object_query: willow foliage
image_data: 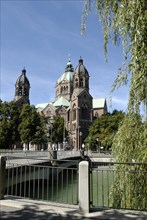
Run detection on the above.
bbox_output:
[82,0,147,115]
[82,0,147,210]
[82,0,147,155]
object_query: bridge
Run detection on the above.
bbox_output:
[0,150,112,168]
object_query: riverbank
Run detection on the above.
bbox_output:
[1,196,147,219]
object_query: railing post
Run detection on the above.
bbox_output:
[0,156,6,199]
[79,161,90,213]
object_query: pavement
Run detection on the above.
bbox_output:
[0,196,147,220]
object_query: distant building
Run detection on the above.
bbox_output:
[35,57,107,150]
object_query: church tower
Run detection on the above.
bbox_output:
[70,57,93,150]
[14,68,30,107]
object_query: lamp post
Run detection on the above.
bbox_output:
[79,131,82,150]
[50,116,54,149]
[47,116,54,150]
[96,138,100,153]
[77,126,80,150]
[88,136,91,153]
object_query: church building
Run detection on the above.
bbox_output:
[14,57,107,150]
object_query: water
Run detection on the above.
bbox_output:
[7,165,79,205]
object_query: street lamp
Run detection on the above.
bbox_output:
[96,138,100,153]
[47,116,54,150]
[88,136,91,152]
[79,131,82,150]
[50,116,54,149]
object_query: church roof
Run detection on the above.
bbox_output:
[53,96,70,107]
[57,58,74,84]
[93,98,106,108]
[57,71,74,84]
[74,57,89,77]
[16,68,30,87]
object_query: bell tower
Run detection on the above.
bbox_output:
[70,57,93,150]
[73,57,89,91]
[14,68,30,106]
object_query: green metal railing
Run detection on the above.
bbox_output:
[90,162,147,211]
[6,159,79,205]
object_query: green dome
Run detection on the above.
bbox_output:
[57,58,74,84]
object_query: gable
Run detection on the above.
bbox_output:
[42,103,56,117]
[78,89,93,100]
[56,105,67,115]
[71,88,92,101]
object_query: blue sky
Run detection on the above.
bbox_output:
[1,0,129,112]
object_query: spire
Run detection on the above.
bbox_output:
[79,56,83,65]
[68,53,71,61]
[65,55,74,72]
[22,67,26,75]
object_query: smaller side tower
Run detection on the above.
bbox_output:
[14,68,30,106]
[73,57,89,91]
[70,57,93,150]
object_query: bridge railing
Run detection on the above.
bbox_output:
[90,161,147,211]
[4,157,79,205]
[1,156,146,213]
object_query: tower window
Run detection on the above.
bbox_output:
[24,88,27,95]
[81,104,89,119]
[66,86,68,92]
[18,87,22,95]
[75,78,78,88]
[80,78,83,87]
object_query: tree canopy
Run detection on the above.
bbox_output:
[82,0,147,116]
[0,101,20,149]
[86,110,125,150]
[18,104,46,149]
[0,101,46,149]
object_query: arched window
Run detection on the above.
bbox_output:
[61,87,63,93]
[63,86,66,93]
[24,88,27,95]
[81,104,89,119]
[79,77,83,87]
[18,87,22,95]
[75,78,78,88]
[66,86,68,92]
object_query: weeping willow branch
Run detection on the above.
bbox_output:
[82,0,147,118]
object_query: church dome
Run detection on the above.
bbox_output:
[16,68,30,87]
[57,58,74,84]
[74,57,89,77]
